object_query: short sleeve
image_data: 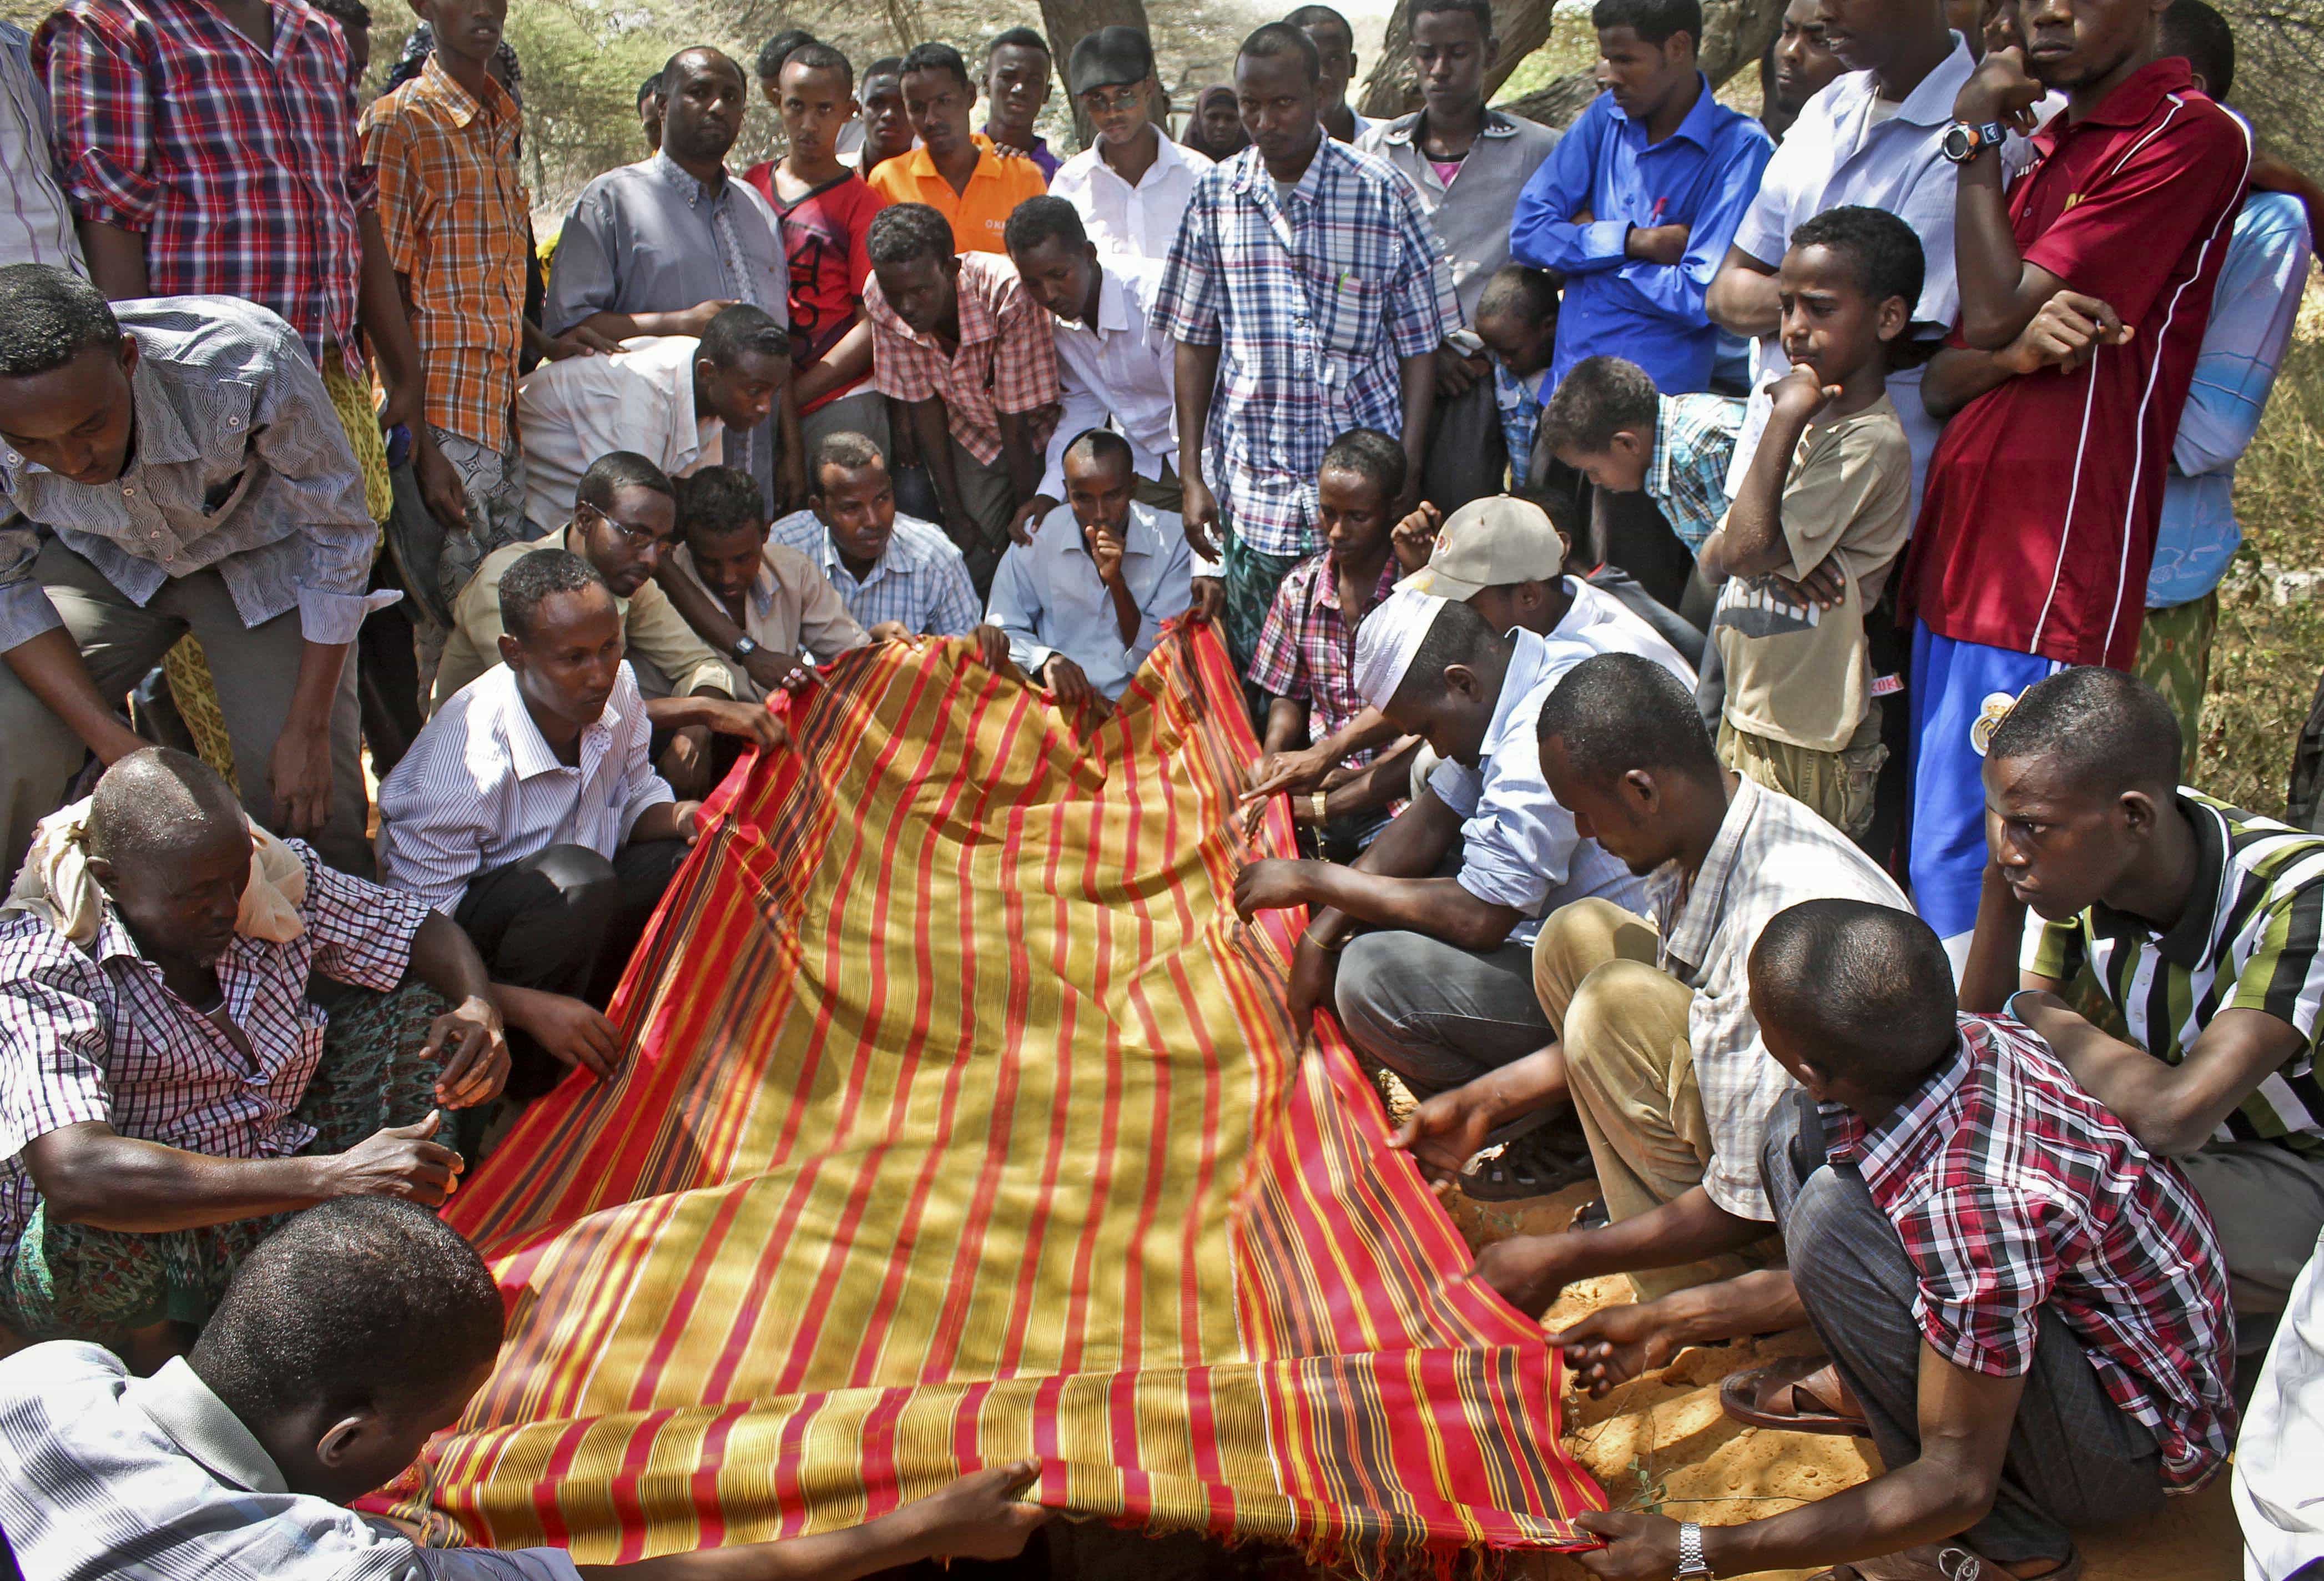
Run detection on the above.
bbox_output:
[990,276,1060,414]
[2023,912,2085,982]
[1153,180,1223,346]
[541,185,620,334]
[2223,885,2324,1047]
[1428,756,1484,819]
[1728,118,1803,268]
[866,284,936,403]
[2020,104,2250,326]
[294,842,430,991]
[1775,416,1910,582]
[1245,571,1311,700]
[1893,1185,2054,1378]
[0,955,115,1159]
[360,104,430,278]
[35,6,162,233]
[1454,731,1572,917]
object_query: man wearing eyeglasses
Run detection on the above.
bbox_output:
[1048,28,1213,263]
[427,452,778,802]
[513,304,794,541]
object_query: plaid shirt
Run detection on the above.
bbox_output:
[0,843,431,1261]
[1826,1014,2237,1491]
[35,0,376,378]
[768,508,982,637]
[1493,361,1550,485]
[1153,138,1455,556]
[1248,548,1402,758]
[865,251,1057,467]
[1648,391,1745,550]
[361,56,530,452]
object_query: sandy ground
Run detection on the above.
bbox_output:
[1442,1185,2244,1581]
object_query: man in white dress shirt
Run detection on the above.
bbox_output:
[1048,28,1212,263]
[1004,197,1200,552]
[513,304,790,536]
[380,548,762,1096]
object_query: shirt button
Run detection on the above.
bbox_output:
[149,530,162,540]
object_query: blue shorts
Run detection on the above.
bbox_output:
[1907,623,2065,958]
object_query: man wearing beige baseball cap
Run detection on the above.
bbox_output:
[1232,562,1694,1199]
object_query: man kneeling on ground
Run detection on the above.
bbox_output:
[1404,651,1904,1290]
[0,1199,1051,1580]
[1232,590,1693,1197]
[1963,666,2324,1356]
[0,749,508,1355]
[381,550,764,1099]
[1554,900,2235,1581]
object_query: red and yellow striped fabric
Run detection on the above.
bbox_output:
[375,625,1602,1564]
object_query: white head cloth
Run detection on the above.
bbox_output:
[1352,587,1448,710]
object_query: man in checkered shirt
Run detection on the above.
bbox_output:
[1536,901,2235,1581]
[1155,21,1455,669]
[0,748,510,1351]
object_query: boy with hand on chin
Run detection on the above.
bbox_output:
[1699,205,1917,841]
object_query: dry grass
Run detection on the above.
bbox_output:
[2195,289,2324,815]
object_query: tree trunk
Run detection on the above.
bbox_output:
[1355,0,1786,128]
[1036,0,1171,152]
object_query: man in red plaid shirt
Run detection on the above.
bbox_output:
[1527,900,2234,1581]
[35,0,459,530]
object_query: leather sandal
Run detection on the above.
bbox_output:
[1809,1542,2081,1581]
[1720,1355,1871,1437]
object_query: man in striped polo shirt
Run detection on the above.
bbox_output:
[1962,666,2324,1350]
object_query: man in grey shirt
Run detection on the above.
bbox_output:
[0,268,385,878]
[545,46,801,517]
[1358,0,1557,512]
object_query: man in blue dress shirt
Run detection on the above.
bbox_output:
[1509,0,1773,397]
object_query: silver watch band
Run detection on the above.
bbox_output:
[1675,1520,1715,1578]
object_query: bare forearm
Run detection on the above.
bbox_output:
[1313,708,1402,766]
[1954,156,2041,348]
[1958,864,2029,1013]
[407,911,496,1010]
[655,562,750,657]
[1322,738,1421,820]
[1396,353,1436,495]
[1921,345,2023,421]
[1707,1454,1999,1578]
[577,310,703,340]
[1707,411,1806,577]
[1706,254,1780,338]
[1554,1186,1766,1282]
[575,1505,942,1581]
[77,218,149,299]
[359,214,425,395]
[288,639,351,735]
[29,1132,333,1232]
[3,626,149,762]
[996,414,1043,503]
[1261,699,1306,755]
[1299,866,1516,950]
[1173,343,1221,482]
[912,401,966,517]
[795,319,875,407]
[1639,1267,1806,1350]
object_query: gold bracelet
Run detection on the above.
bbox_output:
[1302,928,1344,954]
[1309,790,1329,824]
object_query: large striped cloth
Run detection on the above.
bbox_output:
[371,624,1600,1563]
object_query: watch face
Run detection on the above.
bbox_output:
[1942,124,1972,159]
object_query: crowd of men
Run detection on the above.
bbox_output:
[0,0,2322,1574]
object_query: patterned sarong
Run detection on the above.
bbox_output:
[372,625,1600,1564]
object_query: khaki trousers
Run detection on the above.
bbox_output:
[1533,898,1779,1300]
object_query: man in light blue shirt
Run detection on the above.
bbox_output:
[1705,0,1973,511]
[2138,1,2313,741]
[1509,0,1773,395]
[986,429,1212,712]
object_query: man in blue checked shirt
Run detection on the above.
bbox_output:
[1156,21,1456,669]
[1509,0,1773,397]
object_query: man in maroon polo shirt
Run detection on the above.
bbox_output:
[1898,0,2248,963]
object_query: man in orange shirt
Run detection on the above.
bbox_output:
[867,41,1047,255]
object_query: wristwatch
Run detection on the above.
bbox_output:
[1940,119,2009,163]
[731,635,759,659]
[1674,1521,1716,1579]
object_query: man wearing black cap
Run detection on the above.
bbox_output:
[1052,27,1216,262]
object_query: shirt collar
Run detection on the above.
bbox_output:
[2078,54,2199,130]
[2088,792,2226,968]
[1379,107,1521,147]
[675,541,777,616]
[1480,629,1552,751]
[1228,134,1340,202]
[1092,265,1131,335]
[1609,74,1723,150]
[1658,772,1765,971]
[1893,35,1976,126]
[412,51,511,128]
[492,656,618,779]
[1842,1029,1975,1196]
[649,148,732,208]
[1102,132,1193,187]
[122,1358,289,1496]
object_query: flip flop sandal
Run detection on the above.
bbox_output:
[1720,1355,1872,1437]
[1455,1135,1597,1202]
[1811,1542,2082,1581]
[1570,1197,1609,1231]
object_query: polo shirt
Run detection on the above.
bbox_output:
[1722,38,1980,510]
[2026,791,2324,1157]
[1508,80,1774,392]
[1903,58,2250,668]
[866,141,1048,255]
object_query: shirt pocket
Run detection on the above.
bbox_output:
[1297,262,1388,361]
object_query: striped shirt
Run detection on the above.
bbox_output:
[0,296,387,653]
[768,508,982,637]
[1649,391,1745,551]
[2026,792,2324,1156]
[0,844,430,1260]
[1827,1014,2237,1491]
[0,1345,580,1581]
[0,21,83,273]
[1153,137,1455,556]
[379,662,675,915]
[360,55,531,454]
